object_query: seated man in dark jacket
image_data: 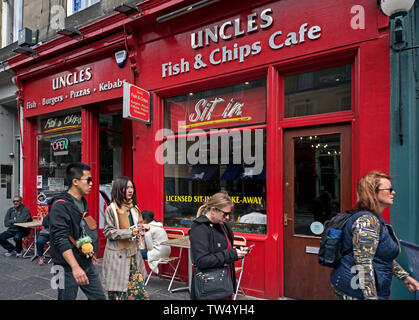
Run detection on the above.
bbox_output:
[0,196,32,257]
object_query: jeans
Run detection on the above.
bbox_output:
[141,249,148,260]
[56,263,106,300]
[0,229,28,253]
[36,235,49,257]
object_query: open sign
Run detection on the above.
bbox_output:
[51,137,69,155]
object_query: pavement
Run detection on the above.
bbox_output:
[0,250,263,301]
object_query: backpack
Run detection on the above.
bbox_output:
[52,199,99,257]
[318,211,353,267]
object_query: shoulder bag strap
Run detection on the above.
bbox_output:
[52,199,82,248]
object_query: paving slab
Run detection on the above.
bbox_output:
[0,251,262,301]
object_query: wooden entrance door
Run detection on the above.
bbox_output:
[283,124,351,300]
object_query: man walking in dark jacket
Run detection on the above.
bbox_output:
[49,162,105,300]
[0,196,32,257]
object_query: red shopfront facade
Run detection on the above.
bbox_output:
[9,0,391,300]
[9,24,136,256]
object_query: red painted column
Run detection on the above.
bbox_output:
[122,118,133,178]
[354,36,391,221]
[265,66,282,299]
[81,107,99,221]
[132,93,164,219]
[22,117,37,217]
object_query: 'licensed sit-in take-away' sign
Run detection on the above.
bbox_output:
[123,82,152,124]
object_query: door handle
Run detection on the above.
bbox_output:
[284,182,292,227]
[284,213,293,226]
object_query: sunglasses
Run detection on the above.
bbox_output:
[13,200,21,203]
[78,177,93,184]
[215,208,232,216]
[377,188,395,193]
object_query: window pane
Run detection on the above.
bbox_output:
[284,65,351,118]
[164,79,266,133]
[37,131,81,203]
[74,0,82,12]
[68,0,100,15]
[164,129,266,234]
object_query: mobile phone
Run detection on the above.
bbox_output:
[247,244,255,253]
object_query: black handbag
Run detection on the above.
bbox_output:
[193,265,234,300]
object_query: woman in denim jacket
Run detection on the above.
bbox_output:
[331,171,419,299]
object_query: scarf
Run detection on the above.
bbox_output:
[115,200,137,251]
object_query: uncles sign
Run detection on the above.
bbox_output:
[23,55,131,118]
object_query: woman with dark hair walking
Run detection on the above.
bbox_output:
[102,176,149,300]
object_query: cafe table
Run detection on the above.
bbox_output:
[161,235,192,293]
[14,219,43,261]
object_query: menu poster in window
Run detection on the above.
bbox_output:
[48,177,65,192]
[37,175,43,189]
[37,191,47,204]
[169,85,265,133]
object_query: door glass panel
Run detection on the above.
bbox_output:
[293,134,341,236]
[99,113,122,228]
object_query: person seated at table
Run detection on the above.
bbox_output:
[141,210,171,274]
[238,203,267,224]
[0,196,32,257]
[36,213,50,265]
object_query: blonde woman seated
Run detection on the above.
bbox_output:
[102,176,149,300]
[141,210,171,274]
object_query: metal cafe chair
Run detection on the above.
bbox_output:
[42,242,52,264]
[399,240,419,300]
[22,233,35,258]
[22,216,42,258]
[233,235,247,300]
[144,228,185,291]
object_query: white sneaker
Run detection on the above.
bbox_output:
[4,251,16,257]
[15,252,23,257]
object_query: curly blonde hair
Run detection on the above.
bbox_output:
[351,171,391,214]
[196,191,234,217]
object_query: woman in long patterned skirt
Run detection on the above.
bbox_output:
[102,176,150,300]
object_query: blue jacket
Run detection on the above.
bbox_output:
[330,211,400,299]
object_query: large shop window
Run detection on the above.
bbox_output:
[284,64,351,118]
[37,112,82,205]
[163,79,267,234]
